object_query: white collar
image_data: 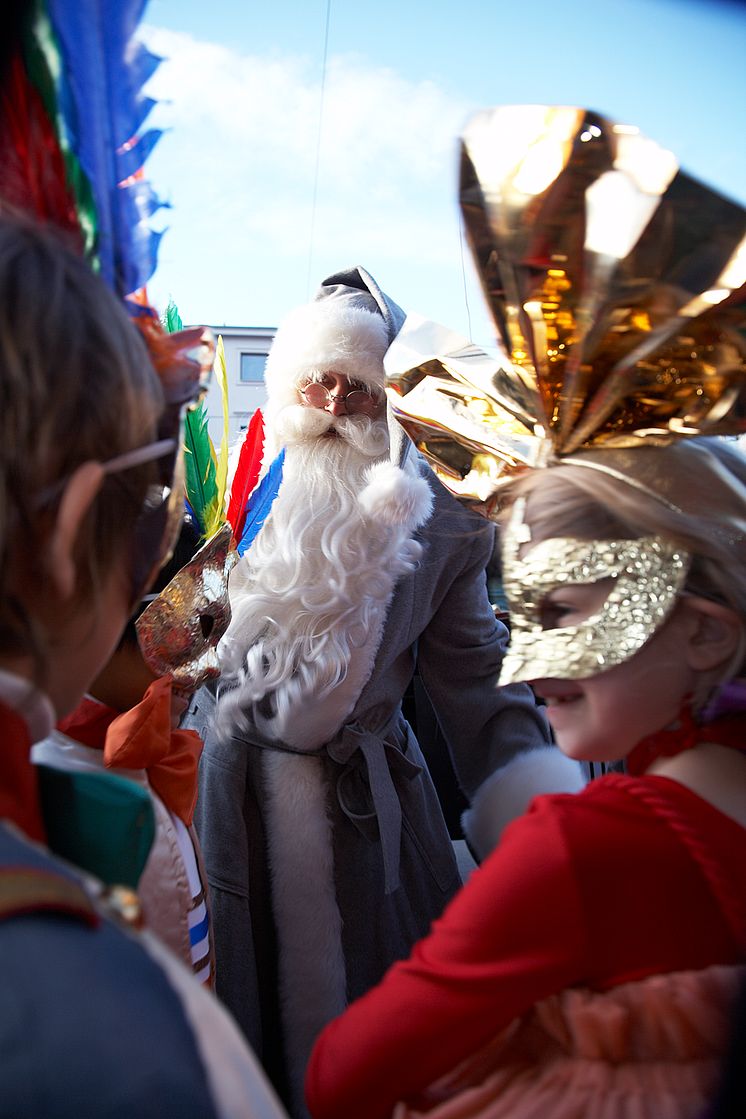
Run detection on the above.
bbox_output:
[0,669,55,743]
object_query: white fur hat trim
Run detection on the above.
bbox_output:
[264,300,389,418]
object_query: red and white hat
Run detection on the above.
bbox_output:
[263,265,406,422]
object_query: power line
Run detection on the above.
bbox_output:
[458,215,473,342]
[306,0,332,298]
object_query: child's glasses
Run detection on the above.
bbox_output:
[102,319,216,607]
[101,438,185,609]
[38,323,215,609]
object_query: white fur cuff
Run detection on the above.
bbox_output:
[462,748,587,862]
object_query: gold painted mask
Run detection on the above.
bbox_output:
[499,505,690,684]
[136,522,238,693]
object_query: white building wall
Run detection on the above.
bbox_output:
[199,325,275,451]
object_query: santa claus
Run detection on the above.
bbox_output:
[187,267,583,1118]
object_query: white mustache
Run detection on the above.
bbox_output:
[273,404,389,456]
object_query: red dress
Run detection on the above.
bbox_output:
[306,766,746,1119]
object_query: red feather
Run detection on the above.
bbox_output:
[0,52,83,246]
[226,408,266,542]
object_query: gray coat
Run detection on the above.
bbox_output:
[187,433,556,1116]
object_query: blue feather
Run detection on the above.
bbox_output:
[46,0,166,296]
[237,451,285,557]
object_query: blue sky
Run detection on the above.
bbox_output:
[142,0,746,348]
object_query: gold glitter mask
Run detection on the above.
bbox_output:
[136,523,238,693]
[500,512,690,684]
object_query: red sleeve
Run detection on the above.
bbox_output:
[305,795,588,1119]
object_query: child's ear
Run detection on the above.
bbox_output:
[680,595,743,674]
[47,462,105,601]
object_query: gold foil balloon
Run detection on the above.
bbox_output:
[386,106,746,509]
[385,315,537,508]
[460,105,746,453]
[136,522,238,693]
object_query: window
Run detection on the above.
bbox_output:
[240,352,267,383]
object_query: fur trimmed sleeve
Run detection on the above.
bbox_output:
[462,747,586,861]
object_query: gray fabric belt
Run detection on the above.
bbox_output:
[230,712,423,896]
[328,718,422,896]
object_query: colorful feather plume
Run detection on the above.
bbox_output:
[226,407,266,543]
[225,407,285,554]
[0,0,219,435]
[0,0,165,299]
[163,299,228,541]
[183,401,221,539]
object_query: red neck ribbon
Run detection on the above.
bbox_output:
[627,704,746,777]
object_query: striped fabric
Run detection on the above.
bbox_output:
[172,812,213,985]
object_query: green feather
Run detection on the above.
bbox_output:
[163,298,183,334]
[163,299,224,538]
[183,400,219,537]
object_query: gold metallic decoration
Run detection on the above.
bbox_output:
[460,105,746,456]
[386,107,745,685]
[500,501,690,684]
[386,107,746,510]
[385,315,537,509]
[136,522,238,693]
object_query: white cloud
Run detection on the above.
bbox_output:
[138,25,494,342]
[142,28,465,175]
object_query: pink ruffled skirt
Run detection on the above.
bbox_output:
[393,965,744,1119]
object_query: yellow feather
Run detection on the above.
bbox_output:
[214,335,230,523]
[200,336,231,540]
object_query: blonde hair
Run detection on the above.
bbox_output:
[500,438,746,679]
[0,218,164,666]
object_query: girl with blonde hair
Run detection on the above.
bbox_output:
[306,435,746,1119]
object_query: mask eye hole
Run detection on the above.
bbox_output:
[539,578,616,631]
[539,601,570,630]
[199,614,215,641]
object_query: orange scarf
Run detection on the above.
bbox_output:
[58,677,203,826]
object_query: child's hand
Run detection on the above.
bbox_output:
[170,686,191,729]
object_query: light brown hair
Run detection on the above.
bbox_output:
[499,437,746,676]
[0,217,164,668]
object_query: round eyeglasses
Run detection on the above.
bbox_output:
[300,382,380,415]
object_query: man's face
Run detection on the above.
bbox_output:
[299,371,384,419]
[273,370,389,457]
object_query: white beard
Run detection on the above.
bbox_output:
[217,403,433,747]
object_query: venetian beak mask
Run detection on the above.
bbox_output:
[135,315,241,695]
[384,106,746,680]
[136,522,238,693]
